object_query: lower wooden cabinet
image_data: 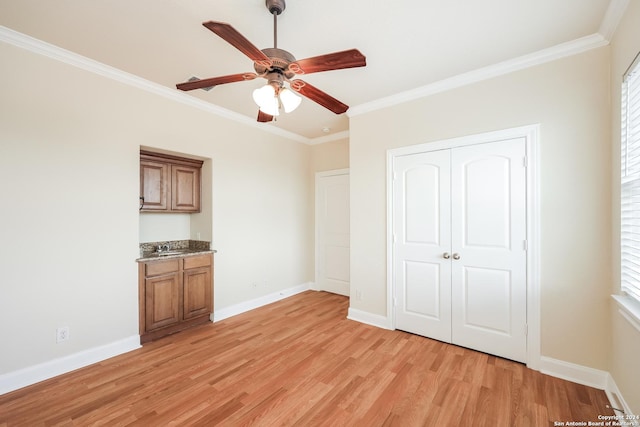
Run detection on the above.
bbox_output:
[138,253,213,343]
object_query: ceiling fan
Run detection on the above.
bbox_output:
[176,0,366,123]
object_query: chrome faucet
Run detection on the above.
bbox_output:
[157,244,170,253]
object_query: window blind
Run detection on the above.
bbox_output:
[621,52,640,302]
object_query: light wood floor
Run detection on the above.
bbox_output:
[1,291,613,426]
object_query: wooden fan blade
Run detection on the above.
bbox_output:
[202,21,272,68]
[290,80,348,114]
[176,73,257,91]
[257,110,274,122]
[288,49,366,75]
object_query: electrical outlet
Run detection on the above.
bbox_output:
[56,326,69,343]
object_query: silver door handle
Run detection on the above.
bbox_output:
[443,252,450,259]
[452,253,461,260]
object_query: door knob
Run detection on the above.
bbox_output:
[453,253,461,260]
[443,252,450,259]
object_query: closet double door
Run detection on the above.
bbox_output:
[393,138,527,362]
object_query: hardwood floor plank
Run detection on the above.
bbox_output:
[387,364,441,425]
[0,291,614,426]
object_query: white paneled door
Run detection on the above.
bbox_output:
[393,149,452,342]
[393,138,527,363]
[316,170,350,296]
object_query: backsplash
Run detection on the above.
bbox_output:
[139,239,211,256]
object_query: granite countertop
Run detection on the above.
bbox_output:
[136,239,216,262]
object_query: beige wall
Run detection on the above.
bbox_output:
[610,0,640,414]
[0,41,313,374]
[139,213,191,242]
[349,46,612,371]
[311,138,349,172]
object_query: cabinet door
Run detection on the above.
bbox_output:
[140,160,168,211]
[171,165,200,212]
[183,267,212,320]
[145,272,181,330]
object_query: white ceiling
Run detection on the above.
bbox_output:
[0,0,616,141]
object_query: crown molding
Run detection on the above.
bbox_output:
[308,130,350,145]
[0,26,311,145]
[599,0,630,41]
[348,33,608,118]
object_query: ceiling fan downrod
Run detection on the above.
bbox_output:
[266,0,285,49]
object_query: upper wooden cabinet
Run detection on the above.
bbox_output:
[140,151,203,213]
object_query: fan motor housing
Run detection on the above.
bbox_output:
[255,48,296,78]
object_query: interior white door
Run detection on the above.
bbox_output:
[316,171,350,296]
[393,138,527,363]
[393,150,452,342]
[450,139,527,362]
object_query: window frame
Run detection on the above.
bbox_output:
[620,50,640,305]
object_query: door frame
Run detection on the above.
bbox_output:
[386,124,541,369]
[314,168,350,294]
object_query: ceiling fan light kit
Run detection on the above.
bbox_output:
[176,0,366,123]
[252,84,279,116]
[279,88,302,113]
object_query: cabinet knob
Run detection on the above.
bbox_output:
[452,253,461,260]
[443,252,450,259]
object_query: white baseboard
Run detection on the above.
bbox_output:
[540,356,609,390]
[0,335,140,396]
[212,282,312,322]
[347,307,393,330]
[539,359,639,420]
[539,356,609,389]
[538,357,639,422]
[606,374,640,425]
